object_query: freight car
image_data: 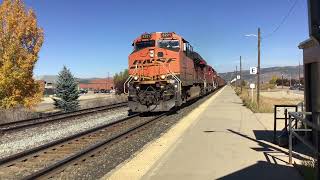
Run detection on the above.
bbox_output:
[216,75,226,88]
[125,32,223,113]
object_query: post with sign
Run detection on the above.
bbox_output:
[250,67,257,103]
[236,66,238,89]
[240,56,242,93]
[250,67,257,75]
[250,83,255,103]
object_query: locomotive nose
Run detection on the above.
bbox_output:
[139,48,151,57]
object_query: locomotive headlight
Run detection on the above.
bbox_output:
[160,75,166,80]
[134,76,139,81]
[174,84,178,88]
[149,50,154,58]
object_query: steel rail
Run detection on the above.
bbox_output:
[23,88,222,179]
[0,86,223,179]
[0,112,138,166]
[23,112,167,180]
[0,102,128,132]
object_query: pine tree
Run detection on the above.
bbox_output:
[53,66,79,112]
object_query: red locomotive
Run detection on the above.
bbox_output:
[125,32,224,113]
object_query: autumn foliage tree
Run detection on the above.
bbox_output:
[0,0,44,109]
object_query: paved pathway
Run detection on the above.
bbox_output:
[105,86,303,180]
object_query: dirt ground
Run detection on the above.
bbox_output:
[41,93,114,104]
[237,86,304,113]
[36,93,127,112]
[260,90,304,100]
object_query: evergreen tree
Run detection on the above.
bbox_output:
[113,69,128,95]
[53,66,79,112]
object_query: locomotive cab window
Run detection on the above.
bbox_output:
[183,42,194,58]
[158,40,180,51]
[134,40,155,51]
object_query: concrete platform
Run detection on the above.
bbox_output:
[104,86,303,180]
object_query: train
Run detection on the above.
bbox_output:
[124,32,225,113]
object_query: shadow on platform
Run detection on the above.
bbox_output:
[217,161,300,180]
[252,129,276,142]
[252,129,313,157]
[227,129,308,163]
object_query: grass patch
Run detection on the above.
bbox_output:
[80,94,127,109]
[0,94,128,124]
[234,85,301,113]
[260,83,276,90]
[0,107,40,124]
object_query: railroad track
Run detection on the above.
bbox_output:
[0,89,220,179]
[0,102,128,132]
[0,112,167,179]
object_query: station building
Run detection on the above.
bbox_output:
[78,78,114,91]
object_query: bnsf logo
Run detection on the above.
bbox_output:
[130,58,176,69]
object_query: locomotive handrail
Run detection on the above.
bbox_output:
[123,75,133,95]
[124,64,140,94]
[161,63,182,94]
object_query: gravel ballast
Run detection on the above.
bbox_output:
[52,92,217,179]
[0,107,129,159]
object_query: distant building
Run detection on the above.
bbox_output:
[78,78,114,91]
[35,75,58,96]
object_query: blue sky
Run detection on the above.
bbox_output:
[24,0,309,78]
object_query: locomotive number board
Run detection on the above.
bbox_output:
[161,33,173,38]
[141,34,151,39]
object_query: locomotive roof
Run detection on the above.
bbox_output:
[134,32,211,66]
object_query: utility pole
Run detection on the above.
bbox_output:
[240,56,242,93]
[107,72,110,90]
[257,28,261,108]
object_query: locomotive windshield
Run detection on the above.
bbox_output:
[158,40,180,50]
[135,40,155,51]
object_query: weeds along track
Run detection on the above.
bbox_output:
[0,112,168,179]
[0,102,128,132]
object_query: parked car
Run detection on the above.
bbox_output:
[289,86,296,90]
[79,89,88,94]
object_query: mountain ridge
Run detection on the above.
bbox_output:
[219,65,303,83]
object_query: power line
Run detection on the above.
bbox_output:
[263,0,299,39]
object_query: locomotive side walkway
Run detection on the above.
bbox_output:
[104,86,302,180]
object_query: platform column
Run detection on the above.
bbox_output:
[298,0,320,177]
